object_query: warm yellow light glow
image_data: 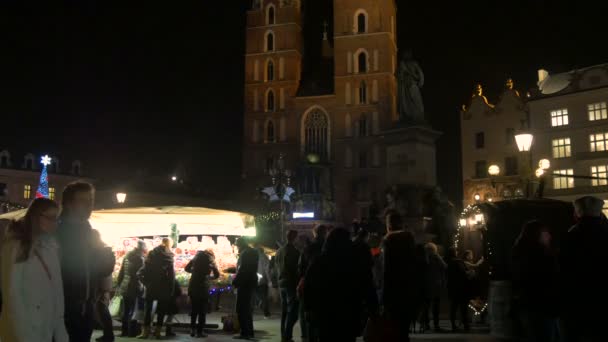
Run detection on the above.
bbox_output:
[116,193,127,204]
[515,133,534,152]
[488,198,493,202]
[488,165,500,176]
[475,213,484,224]
[459,218,467,227]
[535,168,545,178]
[474,193,481,201]
[539,159,550,170]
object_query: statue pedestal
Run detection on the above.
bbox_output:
[381,125,441,187]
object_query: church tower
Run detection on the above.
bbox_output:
[242,0,303,194]
[332,0,399,221]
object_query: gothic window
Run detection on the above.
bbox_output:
[267,59,274,81]
[359,81,367,104]
[266,31,275,52]
[357,13,366,33]
[267,5,275,25]
[267,89,275,112]
[359,115,368,137]
[266,120,275,142]
[303,109,329,160]
[358,52,368,73]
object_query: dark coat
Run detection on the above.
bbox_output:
[381,231,422,318]
[275,242,300,289]
[56,219,115,314]
[138,245,175,301]
[561,216,608,325]
[117,249,145,298]
[512,246,559,316]
[424,253,447,298]
[233,246,259,290]
[447,257,469,300]
[185,251,219,298]
[298,238,324,279]
[166,279,182,316]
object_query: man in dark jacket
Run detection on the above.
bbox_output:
[422,242,447,331]
[561,196,608,342]
[116,240,147,337]
[446,247,470,332]
[381,210,420,342]
[298,225,328,342]
[233,237,259,339]
[137,237,175,339]
[185,249,219,337]
[276,230,301,342]
[56,182,116,342]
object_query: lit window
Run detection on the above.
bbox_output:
[49,187,55,200]
[590,132,608,152]
[588,102,607,121]
[591,166,608,186]
[603,200,608,217]
[551,109,569,127]
[552,138,572,158]
[359,81,367,104]
[23,185,31,199]
[553,169,574,189]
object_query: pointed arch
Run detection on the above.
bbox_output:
[300,105,331,160]
[354,9,369,33]
[0,150,11,168]
[266,88,275,112]
[265,118,276,143]
[265,58,275,82]
[266,3,276,25]
[354,48,369,74]
[265,30,275,52]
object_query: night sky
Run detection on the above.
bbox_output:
[3,1,607,203]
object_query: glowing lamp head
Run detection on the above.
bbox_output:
[488,164,500,177]
[515,133,534,152]
[535,168,545,178]
[459,218,467,227]
[475,213,484,224]
[538,159,550,170]
[171,176,177,182]
[474,193,481,201]
[116,192,127,204]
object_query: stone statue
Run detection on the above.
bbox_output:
[397,50,425,123]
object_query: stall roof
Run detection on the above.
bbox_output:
[0,206,256,245]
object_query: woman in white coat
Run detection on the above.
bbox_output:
[0,198,69,342]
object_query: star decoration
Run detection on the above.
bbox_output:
[41,155,52,166]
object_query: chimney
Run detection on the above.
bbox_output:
[538,69,549,83]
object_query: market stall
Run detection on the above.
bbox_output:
[0,206,257,289]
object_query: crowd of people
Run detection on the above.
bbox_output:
[0,182,606,342]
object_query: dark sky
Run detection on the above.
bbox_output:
[2,1,607,202]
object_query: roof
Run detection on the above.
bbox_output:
[534,62,608,98]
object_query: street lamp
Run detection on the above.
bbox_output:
[538,159,550,170]
[474,193,481,202]
[535,168,545,178]
[116,192,127,204]
[488,165,500,177]
[515,132,534,152]
[171,176,177,182]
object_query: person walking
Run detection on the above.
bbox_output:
[512,220,560,342]
[298,225,328,342]
[561,196,608,342]
[232,237,259,340]
[276,230,301,342]
[185,248,219,338]
[255,245,272,318]
[421,242,447,332]
[446,247,470,332]
[116,240,147,337]
[56,182,116,342]
[0,198,69,342]
[137,237,175,339]
[303,228,378,342]
[381,210,421,342]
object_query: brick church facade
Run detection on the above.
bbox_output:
[242,0,439,226]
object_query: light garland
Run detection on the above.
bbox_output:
[469,302,488,316]
[256,211,281,223]
[209,286,232,295]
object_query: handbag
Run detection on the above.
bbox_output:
[109,295,123,319]
[363,316,399,342]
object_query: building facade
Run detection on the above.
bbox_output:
[460,82,528,207]
[0,150,87,208]
[528,64,608,206]
[242,0,439,225]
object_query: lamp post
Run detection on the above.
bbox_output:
[515,129,536,197]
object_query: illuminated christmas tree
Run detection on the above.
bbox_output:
[35,155,51,199]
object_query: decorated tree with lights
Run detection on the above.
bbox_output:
[35,155,52,199]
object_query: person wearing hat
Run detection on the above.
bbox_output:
[561,196,608,341]
[116,240,147,337]
[232,237,259,340]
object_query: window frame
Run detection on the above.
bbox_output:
[266,89,275,112]
[550,108,569,127]
[588,102,607,121]
[266,4,276,25]
[590,132,608,152]
[552,137,572,158]
[359,80,367,104]
[553,169,574,189]
[23,184,31,199]
[591,165,608,187]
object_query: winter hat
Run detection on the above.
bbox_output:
[136,239,147,250]
[574,196,604,218]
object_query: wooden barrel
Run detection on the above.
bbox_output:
[488,280,514,338]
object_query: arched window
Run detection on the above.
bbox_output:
[266,89,275,112]
[267,5,275,25]
[267,59,274,81]
[0,150,10,168]
[357,13,366,33]
[266,31,275,52]
[23,153,34,170]
[266,120,275,142]
[359,81,367,104]
[303,109,329,160]
[358,52,368,73]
